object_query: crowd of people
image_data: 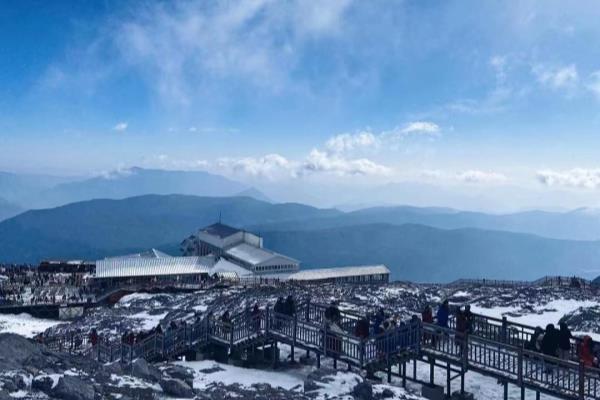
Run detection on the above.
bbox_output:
[0,267,94,306]
[421,299,600,369]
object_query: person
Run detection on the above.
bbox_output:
[285,295,296,316]
[324,301,342,355]
[354,316,369,339]
[463,305,473,334]
[526,327,544,352]
[251,303,261,332]
[541,324,559,357]
[558,322,572,360]
[373,308,385,335]
[455,308,468,354]
[436,300,450,329]
[89,328,98,347]
[579,335,595,367]
[274,297,284,315]
[324,301,341,325]
[421,305,433,324]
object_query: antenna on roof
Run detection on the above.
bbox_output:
[218,211,222,224]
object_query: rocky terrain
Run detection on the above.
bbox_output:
[1,281,599,399]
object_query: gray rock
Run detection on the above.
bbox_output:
[380,388,395,398]
[32,375,55,393]
[52,376,95,400]
[163,364,195,387]
[130,358,162,382]
[0,333,43,371]
[159,378,194,398]
[352,381,373,400]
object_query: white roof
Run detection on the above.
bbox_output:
[226,243,298,266]
[95,256,214,278]
[103,248,172,261]
[212,258,254,277]
[288,265,390,281]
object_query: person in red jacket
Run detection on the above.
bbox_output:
[579,336,595,367]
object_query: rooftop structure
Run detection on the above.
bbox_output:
[181,222,263,257]
[225,243,299,274]
[94,255,215,279]
[288,265,390,284]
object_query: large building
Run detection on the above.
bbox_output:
[90,223,390,285]
[181,223,300,275]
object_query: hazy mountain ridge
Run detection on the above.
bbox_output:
[249,205,600,241]
[0,197,22,222]
[1,194,600,282]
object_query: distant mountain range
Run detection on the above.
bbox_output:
[1,194,600,282]
[248,205,600,241]
[0,167,269,213]
[0,197,22,222]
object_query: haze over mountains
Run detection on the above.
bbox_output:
[2,167,600,282]
[1,194,600,282]
[0,167,262,211]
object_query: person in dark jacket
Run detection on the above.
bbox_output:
[541,324,559,357]
[421,305,433,324]
[558,322,572,360]
[285,295,296,316]
[436,300,449,328]
[274,297,284,314]
[354,317,369,339]
[526,326,544,352]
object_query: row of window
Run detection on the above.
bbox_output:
[255,264,297,272]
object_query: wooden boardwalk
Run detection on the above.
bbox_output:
[44,301,600,400]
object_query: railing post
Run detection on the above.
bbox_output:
[322,321,327,357]
[229,320,234,352]
[292,312,297,362]
[578,361,585,400]
[359,338,365,367]
[265,306,270,335]
[517,347,523,388]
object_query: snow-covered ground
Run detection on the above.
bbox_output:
[178,360,305,391]
[0,313,61,338]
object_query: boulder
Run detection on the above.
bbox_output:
[159,378,195,398]
[162,364,195,387]
[0,333,43,371]
[51,376,95,400]
[32,375,55,393]
[352,381,373,400]
[131,358,162,383]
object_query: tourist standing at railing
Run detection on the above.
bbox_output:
[558,322,573,360]
[526,327,544,352]
[251,304,261,332]
[324,301,343,354]
[436,300,449,329]
[541,324,559,358]
[579,336,595,367]
[284,295,296,316]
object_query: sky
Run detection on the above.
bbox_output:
[2,0,600,210]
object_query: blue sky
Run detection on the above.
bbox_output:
[2,0,600,209]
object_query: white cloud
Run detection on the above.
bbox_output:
[301,149,391,176]
[532,64,579,90]
[422,169,508,184]
[216,154,297,180]
[113,122,128,132]
[587,71,600,99]
[456,170,508,183]
[325,122,440,155]
[397,121,440,136]
[109,0,353,104]
[325,131,378,153]
[537,168,600,189]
